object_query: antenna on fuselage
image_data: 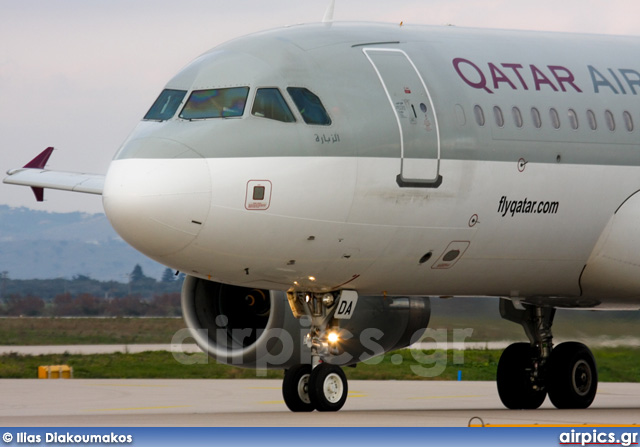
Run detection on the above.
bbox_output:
[322,0,335,23]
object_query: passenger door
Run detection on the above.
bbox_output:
[363,48,442,187]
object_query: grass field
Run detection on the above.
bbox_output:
[0,316,638,381]
[1,314,639,346]
[0,317,184,345]
[1,347,638,382]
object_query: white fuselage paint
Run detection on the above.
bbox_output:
[103,154,639,309]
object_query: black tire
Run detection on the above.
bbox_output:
[497,342,547,409]
[282,364,314,412]
[308,363,348,412]
[548,342,597,409]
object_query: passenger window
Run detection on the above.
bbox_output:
[474,105,485,126]
[623,111,634,132]
[287,87,332,125]
[512,107,523,128]
[180,87,249,120]
[493,106,504,127]
[587,109,597,130]
[550,108,560,129]
[568,109,579,130]
[605,110,615,131]
[144,89,187,121]
[531,107,542,128]
[252,88,295,123]
[455,104,466,126]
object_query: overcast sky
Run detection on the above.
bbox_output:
[2,0,639,214]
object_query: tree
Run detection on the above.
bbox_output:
[4,294,45,316]
[1,271,8,299]
[105,295,148,316]
[52,293,75,316]
[147,293,181,316]
[73,274,91,281]
[161,268,176,283]
[129,264,156,295]
[76,293,106,316]
[130,264,145,282]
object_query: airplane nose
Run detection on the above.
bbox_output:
[102,138,211,259]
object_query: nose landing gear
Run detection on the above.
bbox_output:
[308,363,349,411]
[282,364,314,412]
[282,291,351,412]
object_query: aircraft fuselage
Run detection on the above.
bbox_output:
[101,23,640,309]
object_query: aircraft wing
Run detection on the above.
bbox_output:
[3,147,104,201]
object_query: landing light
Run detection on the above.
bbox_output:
[327,332,340,344]
[322,293,334,306]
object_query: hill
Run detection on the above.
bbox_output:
[0,205,167,281]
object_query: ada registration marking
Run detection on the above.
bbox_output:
[334,291,358,320]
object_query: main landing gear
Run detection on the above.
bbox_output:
[281,291,350,412]
[497,299,598,410]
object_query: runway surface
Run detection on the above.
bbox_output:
[1,379,638,427]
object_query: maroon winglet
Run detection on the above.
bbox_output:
[24,147,54,169]
[32,187,45,202]
[23,147,54,202]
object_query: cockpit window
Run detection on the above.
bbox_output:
[143,89,187,121]
[287,87,332,126]
[180,87,249,120]
[252,88,296,123]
